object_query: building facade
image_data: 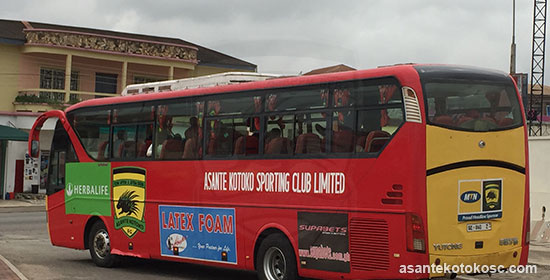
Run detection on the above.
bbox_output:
[0,19,256,198]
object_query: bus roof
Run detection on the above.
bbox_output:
[121,72,286,96]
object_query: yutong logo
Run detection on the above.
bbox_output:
[433,243,463,251]
[66,183,109,197]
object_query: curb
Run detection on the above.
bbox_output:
[0,254,28,280]
[528,261,550,268]
[0,205,45,213]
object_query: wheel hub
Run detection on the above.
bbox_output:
[263,247,286,280]
[93,230,110,259]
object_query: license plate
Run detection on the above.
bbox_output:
[467,222,492,232]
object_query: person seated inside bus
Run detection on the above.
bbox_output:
[139,135,152,158]
[234,133,259,155]
[331,124,354,153]
[159,134,184,159]
[486,90,516,127]
[431,96,455,126]
[234,118,259,155]
[181,117,201,159]
[295,117,322,154]
[184,117,199,140]
[265,128,292,155]
[455,90,504,131]
[182,136,200,159]
[264,128,281,149]
[120,140,137,158]
[110,129,127,158]
[208,124,234,156]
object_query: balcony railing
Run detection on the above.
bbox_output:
[24,29,198,63]
[14,89,118,112]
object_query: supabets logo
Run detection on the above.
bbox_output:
[113,167,146,238]
[458,179,503,222]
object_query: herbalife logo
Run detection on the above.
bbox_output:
[66,182,109,197]
[66,183,73,196]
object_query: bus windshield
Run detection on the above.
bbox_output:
[425,81,523,131]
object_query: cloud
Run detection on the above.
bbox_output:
[0,0,541,78]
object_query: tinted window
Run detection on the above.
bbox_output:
[113,104,154,124]
[207,95,260,116]
[425,82,523,131]
[333,79,401,107]
[157,101,204,160]
[260,78,403,156]
[112,124,152,159]
[47,120,77,195]
[70,109,110,160]
[266,85,328,112]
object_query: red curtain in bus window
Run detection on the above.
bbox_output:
[379,85,397,127]
[253,96,261,131]
[333,89,350,123]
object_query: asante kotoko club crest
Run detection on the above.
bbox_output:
[113,167,146,238]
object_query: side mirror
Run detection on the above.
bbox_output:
[30,140,40,158]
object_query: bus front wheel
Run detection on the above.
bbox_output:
[89,221,118,267]
[256,233,298,280]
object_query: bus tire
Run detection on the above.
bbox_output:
[89,221,118,267]
[256,233,298,280]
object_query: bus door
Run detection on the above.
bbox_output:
[29,111,82,247]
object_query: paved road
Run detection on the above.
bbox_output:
[0,211,256,280]
[0,211,548,279]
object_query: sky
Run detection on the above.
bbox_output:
[0,0,541,77]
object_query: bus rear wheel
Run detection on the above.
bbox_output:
[256,233,298,280]
[89,221,119,267]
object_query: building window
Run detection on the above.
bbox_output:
[39,68,79,102]
[95,73,118,95]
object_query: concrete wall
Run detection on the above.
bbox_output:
[0,43,21,111]
[529,136,550,221]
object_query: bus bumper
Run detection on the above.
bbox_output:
[429,247,523,278]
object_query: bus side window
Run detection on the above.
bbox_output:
[294,113,325,154]
[47,120,77,195]
[356,108,403,153]
[156,101,204,160]
[70,109,110,160]
[206,96,259,157]
[234,118,259,156]
[331,110,356,153]
[264,114,294,155]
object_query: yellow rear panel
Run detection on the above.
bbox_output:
[426,126,525,277]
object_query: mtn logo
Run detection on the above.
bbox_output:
[460,191,481,203]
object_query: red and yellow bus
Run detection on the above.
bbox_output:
[29,64,529,279]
